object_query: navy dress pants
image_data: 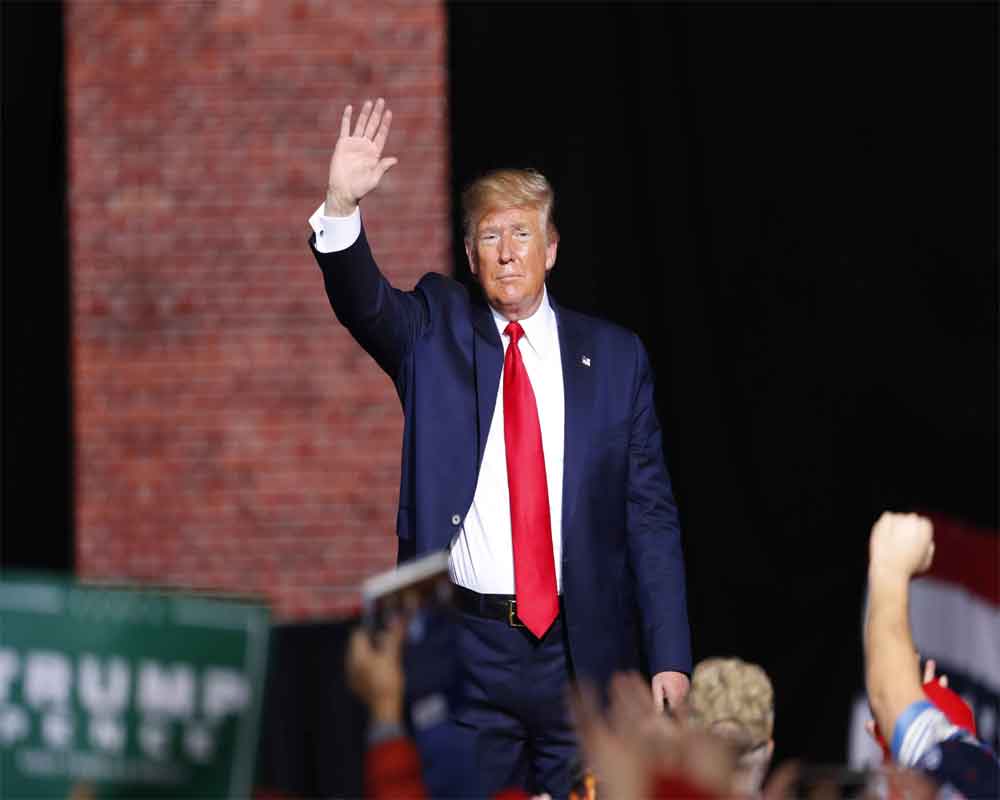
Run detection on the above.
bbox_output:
[452,610,580,799]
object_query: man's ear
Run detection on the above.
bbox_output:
[465,239,478,275]
[545,236,559,272]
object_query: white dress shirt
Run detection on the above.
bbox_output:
[309,204,565,594]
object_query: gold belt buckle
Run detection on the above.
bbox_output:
[507,599,523,627]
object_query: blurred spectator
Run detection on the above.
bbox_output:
[864,511,999,798]
[346,619,551,800]
[345,621,428,799]
[686,657,775,796]
[343,509,999,799]
[569,671,740,799]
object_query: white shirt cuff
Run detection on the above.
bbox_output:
[309,202,361,253]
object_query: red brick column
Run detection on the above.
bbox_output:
[66,0,451,619]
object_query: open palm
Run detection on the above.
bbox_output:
[326,98,397,215]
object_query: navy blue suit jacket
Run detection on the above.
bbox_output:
[311,228,691,687]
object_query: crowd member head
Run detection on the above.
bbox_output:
[686,657,775,795]
[462,168,559,321]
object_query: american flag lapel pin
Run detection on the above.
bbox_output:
[581,355,591,367]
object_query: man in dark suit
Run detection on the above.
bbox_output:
[309,98,691,797]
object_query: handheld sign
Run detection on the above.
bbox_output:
[360,549,452,633]
[0,573,270,799]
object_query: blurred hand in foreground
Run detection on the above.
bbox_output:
[345,620,406,724]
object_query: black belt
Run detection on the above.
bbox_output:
[451,584,537,628]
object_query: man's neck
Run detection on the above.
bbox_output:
[489,286,549,326]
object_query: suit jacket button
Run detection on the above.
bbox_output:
[451,514,461,526]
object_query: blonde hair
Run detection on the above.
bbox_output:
[461,168,557,243]
[687,657,775,750]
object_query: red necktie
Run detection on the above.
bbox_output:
[503,322,558,638]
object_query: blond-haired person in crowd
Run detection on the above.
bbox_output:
[686,657,775,796]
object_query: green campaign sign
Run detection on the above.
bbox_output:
[0,574,270,798]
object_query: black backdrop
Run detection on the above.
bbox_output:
[2,0,996,787]
[1,1,74,571]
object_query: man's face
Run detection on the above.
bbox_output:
[465,206,558,321]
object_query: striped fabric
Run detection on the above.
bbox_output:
[893,701,961,766]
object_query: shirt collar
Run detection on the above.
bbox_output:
[490,286,557,360]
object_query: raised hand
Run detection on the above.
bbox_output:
[568,678,649,800]
[868,512,935,580]
[325,98,398,216]
[345,620,405,724]
[569,672,741,799]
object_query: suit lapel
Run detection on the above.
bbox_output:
[472,301,503,469]
[554,300,595,534]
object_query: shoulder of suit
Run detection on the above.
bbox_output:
[414,271,468,300]
[412,272,486,325]
[414,272,469,306]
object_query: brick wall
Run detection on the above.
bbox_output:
[67,0,451,619]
